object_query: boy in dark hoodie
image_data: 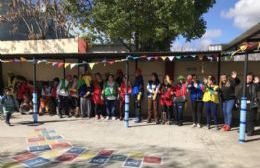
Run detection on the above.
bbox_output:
[1,88,19,126]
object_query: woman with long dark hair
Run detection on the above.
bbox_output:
[147,72,161,124]
[219,71,240,131]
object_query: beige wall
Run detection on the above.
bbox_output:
[0,38,79,54]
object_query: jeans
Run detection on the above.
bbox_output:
[174,102,185,123]
[222,99,235,126]
[5,112,12,124]
[134,98,142,121]
[204,102,218,126]
[80,97,92,117]
[105,100,116,117]
[191,101,203,124]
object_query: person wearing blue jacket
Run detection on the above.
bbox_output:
[132,68,144,123]
[187,74,205,128]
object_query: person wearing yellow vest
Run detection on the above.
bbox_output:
[203,75,219,130]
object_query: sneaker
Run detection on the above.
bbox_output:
[192,123,196,127]
[112,117,116,120]
[207,125,210,130]
[106,116,110,120]
[225,125,231,131]
[197,124,202,128]
[95,115,99,120]
[214,126,219,131]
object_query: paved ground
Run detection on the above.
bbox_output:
[0,114,260,168]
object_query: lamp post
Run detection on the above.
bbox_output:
[32,58,38,123]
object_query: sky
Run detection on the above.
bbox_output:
[171,0,260,51]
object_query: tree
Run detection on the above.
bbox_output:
[0,0,75,40]
[68,0,216,51]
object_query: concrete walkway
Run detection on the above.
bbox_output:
[0,114,260,168]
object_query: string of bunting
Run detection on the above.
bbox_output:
[3,47,258,70]
[0,54,222,70]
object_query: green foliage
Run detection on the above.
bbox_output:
[68,0,216,51]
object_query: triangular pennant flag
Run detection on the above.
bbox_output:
[108,60,115,65]
[37,60,47,64]
[57,62,64,68]
[89,63,96,70]
[70,63,77,69]
[161,56,167,61]
[175,56,181,59]
[52,62,58,67]
[168,56,174,62]
[13,58,20,63]
[20,57,27,62]
[147,57,152,61]
[1,60,11,63]
[64,63,70,68]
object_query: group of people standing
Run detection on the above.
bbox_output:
[1,68,259,136]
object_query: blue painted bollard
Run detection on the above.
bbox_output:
[124,94,130,128]
[33,92,38,123]
[239,97,247,143]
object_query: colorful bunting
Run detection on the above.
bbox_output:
[64,63,70,68]
[57,63,64,68]
[89,63,96,70]
[168,56,174,62]
[20,57,27,62]
[70,63,77,69]
[161,56,167,61]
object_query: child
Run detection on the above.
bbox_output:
[187,74,205,128]
[147,72,161,124]
[173,75,187,126]
[160,75,174,124]
[39,82,51,115]
[1,88,19,126]
[79,73,93,118]
[69,75,80,117]
[49,77,59,115]
[118,76,132,121]
[57,75,72,118]
[19,94,33,114]
[93,73,104,120]
[203,75,219,130]
[103,74,118,120]
[132,68,144,123]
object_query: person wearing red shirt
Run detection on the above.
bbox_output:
[160,75,174,125]
[92,73,104,120]
[118,76,132,121]
[173,75,187,126]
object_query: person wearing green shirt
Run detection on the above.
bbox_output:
[103,74,119,120]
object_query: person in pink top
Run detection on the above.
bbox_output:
[173,75,187,126]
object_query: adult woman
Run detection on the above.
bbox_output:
[132,68,144,123]
[203,76,219,130]
[160,75,174,124]
[79,73,93,118]
[219,71,240,131]
[93,73,104,120]
[69,75,80,117]
[173,75,187,126]
[103,74,118,120]
[147,72,161,124]
[187,74,204,128]
[118,76,132,121]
